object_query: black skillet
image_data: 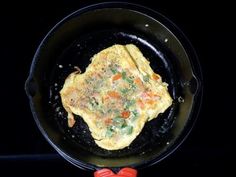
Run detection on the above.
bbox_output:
[25,2,203,177]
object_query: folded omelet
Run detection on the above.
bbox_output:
[60,44,172,150]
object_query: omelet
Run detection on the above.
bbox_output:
[60,44,172,150]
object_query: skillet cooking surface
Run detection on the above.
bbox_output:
[48,29,179,157]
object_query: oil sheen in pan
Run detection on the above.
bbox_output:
[48,29,180,157]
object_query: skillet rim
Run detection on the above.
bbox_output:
[25,1,203,170]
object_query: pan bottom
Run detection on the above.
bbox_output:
[48,29,179,157]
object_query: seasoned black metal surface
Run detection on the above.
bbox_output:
[48,30,179,157]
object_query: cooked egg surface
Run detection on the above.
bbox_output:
[60,44,172,150]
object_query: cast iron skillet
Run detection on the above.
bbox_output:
[25,2,203,177]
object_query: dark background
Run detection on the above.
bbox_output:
[0,0,234,176]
